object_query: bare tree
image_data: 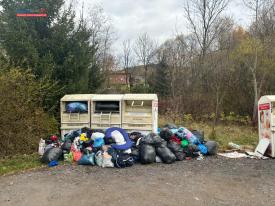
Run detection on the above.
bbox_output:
[184,0,229,59]
[87,5,114,88]
[158,36,188,98]
[122,39,133,88]
[88,6,114,66]
[256,6,275,42]
[243,0,275,123]
[134,33,156,85]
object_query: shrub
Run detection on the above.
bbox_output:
[130,84,153,93]
[0,69,58,157]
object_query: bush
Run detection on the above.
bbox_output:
[0,69,58,157]
[130,84,153,93]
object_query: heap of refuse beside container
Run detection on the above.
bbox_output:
[39,124,219,168]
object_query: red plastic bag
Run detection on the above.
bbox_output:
[73,151,82,162]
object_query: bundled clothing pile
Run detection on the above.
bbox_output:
[38,124,219,168]
[39,127,135,168]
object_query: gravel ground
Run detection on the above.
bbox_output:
[0,156,275,206]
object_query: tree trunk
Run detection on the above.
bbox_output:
[252,46,258,125]
[212,88,220,134]
[252,72,258,125]
[252,0,259,125]
[144,65,147,85]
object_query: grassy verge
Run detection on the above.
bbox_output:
[0,154,44,176]
[159,117,258,150]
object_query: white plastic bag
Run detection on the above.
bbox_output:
[38,138,46,156]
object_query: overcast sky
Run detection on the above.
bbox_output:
[78,0,252,53]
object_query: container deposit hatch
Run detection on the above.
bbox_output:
[122,94,158,133]
[60,94,93,138]
[91,94,123,129]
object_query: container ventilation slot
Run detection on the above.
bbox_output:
[95,101,120,113]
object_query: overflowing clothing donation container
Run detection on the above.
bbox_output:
[258,95,275,157]
[60,94,93,138]
[90,94,123,130]
[122,94,158,133]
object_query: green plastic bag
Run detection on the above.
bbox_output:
[64,152,74,163]
[181,139,189,147]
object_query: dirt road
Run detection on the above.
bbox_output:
[0,157,275,206]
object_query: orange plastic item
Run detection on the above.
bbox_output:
[73,151,82,162]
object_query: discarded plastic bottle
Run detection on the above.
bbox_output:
[228,142,241,150]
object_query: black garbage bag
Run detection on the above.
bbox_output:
[82,139,93,148]
[167,141,182,153]
[106,148,134,168]
[140,133,164,146]
[131,147,140,162]
[191,130,205,143]
[104,136,114,145]
[164,123,177,129]
[140,144,156,164]
[160,128,173,141]
[81,127,93,138]
[64,130,81,142]
[61,140,72,151]
[205,141,219,155]
[156,155,163,163]
[167,141,185,161]
[182,144,200,158]
[156,144,176,164]
[129,132,144,142]
[115,153,134,168]
[41,147,63,163]
[174,151,186,161]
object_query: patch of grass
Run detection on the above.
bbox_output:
[159,116,258,150]
[0,154,44,176]
[188,122,258,150]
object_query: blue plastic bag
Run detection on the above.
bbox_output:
[93,138,105,148]
[197,144,208,155]
[48,160,58,167]
[176,127,200,144]
[66,102,88,113]
[78,153,95,165]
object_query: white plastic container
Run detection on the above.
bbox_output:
[90,94,123,129]
[60,94,93,137]
[122,94,158,133]
[258,95,275,157]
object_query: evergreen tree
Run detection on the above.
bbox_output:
[0,0,101,94]
[153,60,169,97]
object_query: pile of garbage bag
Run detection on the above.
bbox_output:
[38,124,218,168]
